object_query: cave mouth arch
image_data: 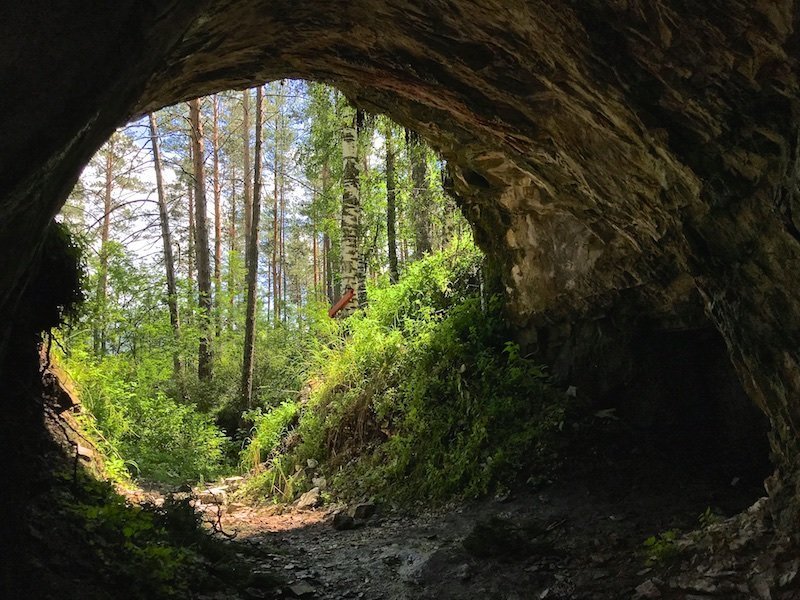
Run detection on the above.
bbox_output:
[4,2,800,560]
[60,78,773,523]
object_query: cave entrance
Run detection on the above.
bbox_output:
[54,79,473,485]
[600,326,771,514]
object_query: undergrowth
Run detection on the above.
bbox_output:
[243,238,573,503]
[65,351,227,484]
[31,469,277,599]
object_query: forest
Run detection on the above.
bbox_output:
[56,80,563,504]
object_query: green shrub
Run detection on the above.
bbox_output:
[275,237,571,502]
[643,529,681,565]
[64,349,227,484]
[57,475,273,599]
[240,401,300,470]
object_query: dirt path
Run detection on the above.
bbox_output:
[205,447,765,600]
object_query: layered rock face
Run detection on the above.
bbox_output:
[2,0,799,516]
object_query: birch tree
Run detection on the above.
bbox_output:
[339,104,361,316]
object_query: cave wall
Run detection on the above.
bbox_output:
[2,0,800,519]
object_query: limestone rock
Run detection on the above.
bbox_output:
[75,444,93,461]
[350,502,376,520]
[297,487,321,510]
[197,487,228,504]
[286,581,315,597]
[635,579,662,599]
[332,512,356,531]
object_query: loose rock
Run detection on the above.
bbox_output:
[350,503,376,520]
[297,487,322,510]
[287,581,316,597]
[332,512,356,531]
[635,578,662,599]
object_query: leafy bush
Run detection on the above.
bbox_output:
[240,401,300,470]
[643,529,681,565]
[55,475,273,599]
[64,349,227,484]
[257,237,571,503]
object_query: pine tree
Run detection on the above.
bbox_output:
[407,129,431,257]
[148,113,183,382]
[189,98,213,382]
[212,95,223,336]
[94,134,115,356]
[241,85,263,412]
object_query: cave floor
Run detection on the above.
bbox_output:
[194,433,768,600]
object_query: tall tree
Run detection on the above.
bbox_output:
[383,120,400,284]
[94,135,115,356]
[272,91,281,323]
[187,161,195,293]
[407,129,431,257]
[228,145,238,317]
[280,160,287,322]
[189,98,213,382]
[324,232,333,302]
[212,95,223,336]
[148,113,182,380]
[241,86,263,412]
[355,109,370,306]
[242,90,253,262]
[339,104,362,315]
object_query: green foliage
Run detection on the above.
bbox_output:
[65,349,227,484]
[643,529,681,565]
[64,478,201,597]
[241,401,300,470]
[57,83,498,503]
[57,474,276,599]
[698,506,723,528]
[252,237,572,503]
[239,454,304,503]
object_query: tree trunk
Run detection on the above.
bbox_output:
[318,162,331,302]
[340,105,361,316]
[407,128,431,257]
[189,98,213,382]
[241,85,263,413]
[312,213,319,298]
[272,105,280,324]
[228,161,237,318]
[385,122,399,284]
[280,170,287,322]
[355,109,368,307]
[187,166,195,293]
[94,136,114,356]
[212,95,222,336]
[242,89,253,263]
[440,162,458,246]
[324,232,333,303]
[148,113,182,380]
